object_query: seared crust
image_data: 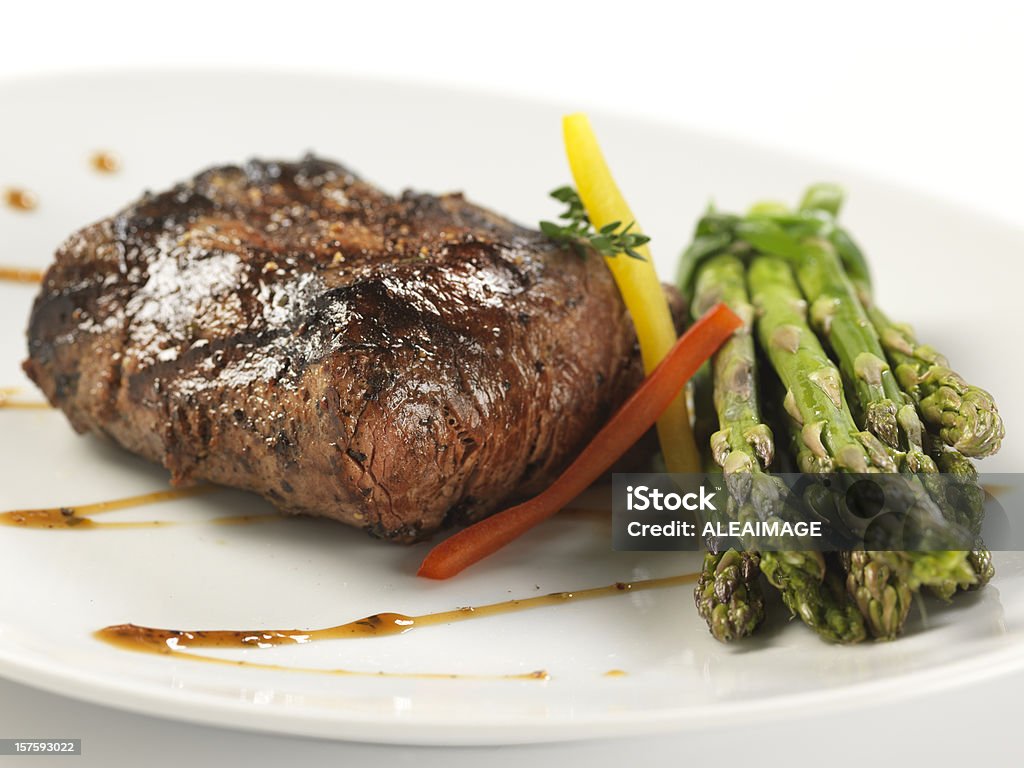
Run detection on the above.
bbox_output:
[24,156,642,542]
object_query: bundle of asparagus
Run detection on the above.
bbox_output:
[679,185,1004,643]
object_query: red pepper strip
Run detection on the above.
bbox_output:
[417,302,742,580]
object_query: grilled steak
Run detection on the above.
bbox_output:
[24,156,650,542]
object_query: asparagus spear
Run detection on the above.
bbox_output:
[695,547,766,642]
[693,468,768,643]
[748,415,868,643]
[932,446,986,536]
[693,250,862,643]
[692,396,768,643]
[794,238,905,452]
[739,220,935,473]
[690,254,767,641]
[747,255,892,474]
[823,209,997,595]
[749,254,975,634]
[840,545,913,640]
[695,253,865,643]
[792,197,995,595]
[773,387,910,639]
[692,253,774,478]
[917,533,992,600]
[833,228,997,593]
[968,549,996,588]
[931,445,996,591]
[868,550,975,593]
[759,549,867,644]
[795,184,1003,459]
[773,377,913,639]
[866,304,1004,458]
[830,453,975,624]
[797,183,872,294]
[693,250,868,644]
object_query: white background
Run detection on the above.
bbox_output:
[1,1,1021,765]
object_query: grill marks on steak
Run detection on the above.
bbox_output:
[24,156,644,542]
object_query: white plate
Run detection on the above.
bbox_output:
[0,71,1020,746]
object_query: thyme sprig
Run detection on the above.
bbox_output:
[539,186,649,260]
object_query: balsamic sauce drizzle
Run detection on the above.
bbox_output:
[95,572,699,680]
[0,387,50,409]
[0,485,266,529]
[0,266,42,284]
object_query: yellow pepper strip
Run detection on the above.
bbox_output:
[562,113,700,473]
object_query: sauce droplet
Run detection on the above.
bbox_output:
[4,188,37,212]
[603,669,628,677]
[90,151,121,174]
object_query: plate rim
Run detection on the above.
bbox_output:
[2,631,1024,745]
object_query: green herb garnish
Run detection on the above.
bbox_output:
[539,186,649,260]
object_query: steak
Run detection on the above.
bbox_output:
[24,156,650,542]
